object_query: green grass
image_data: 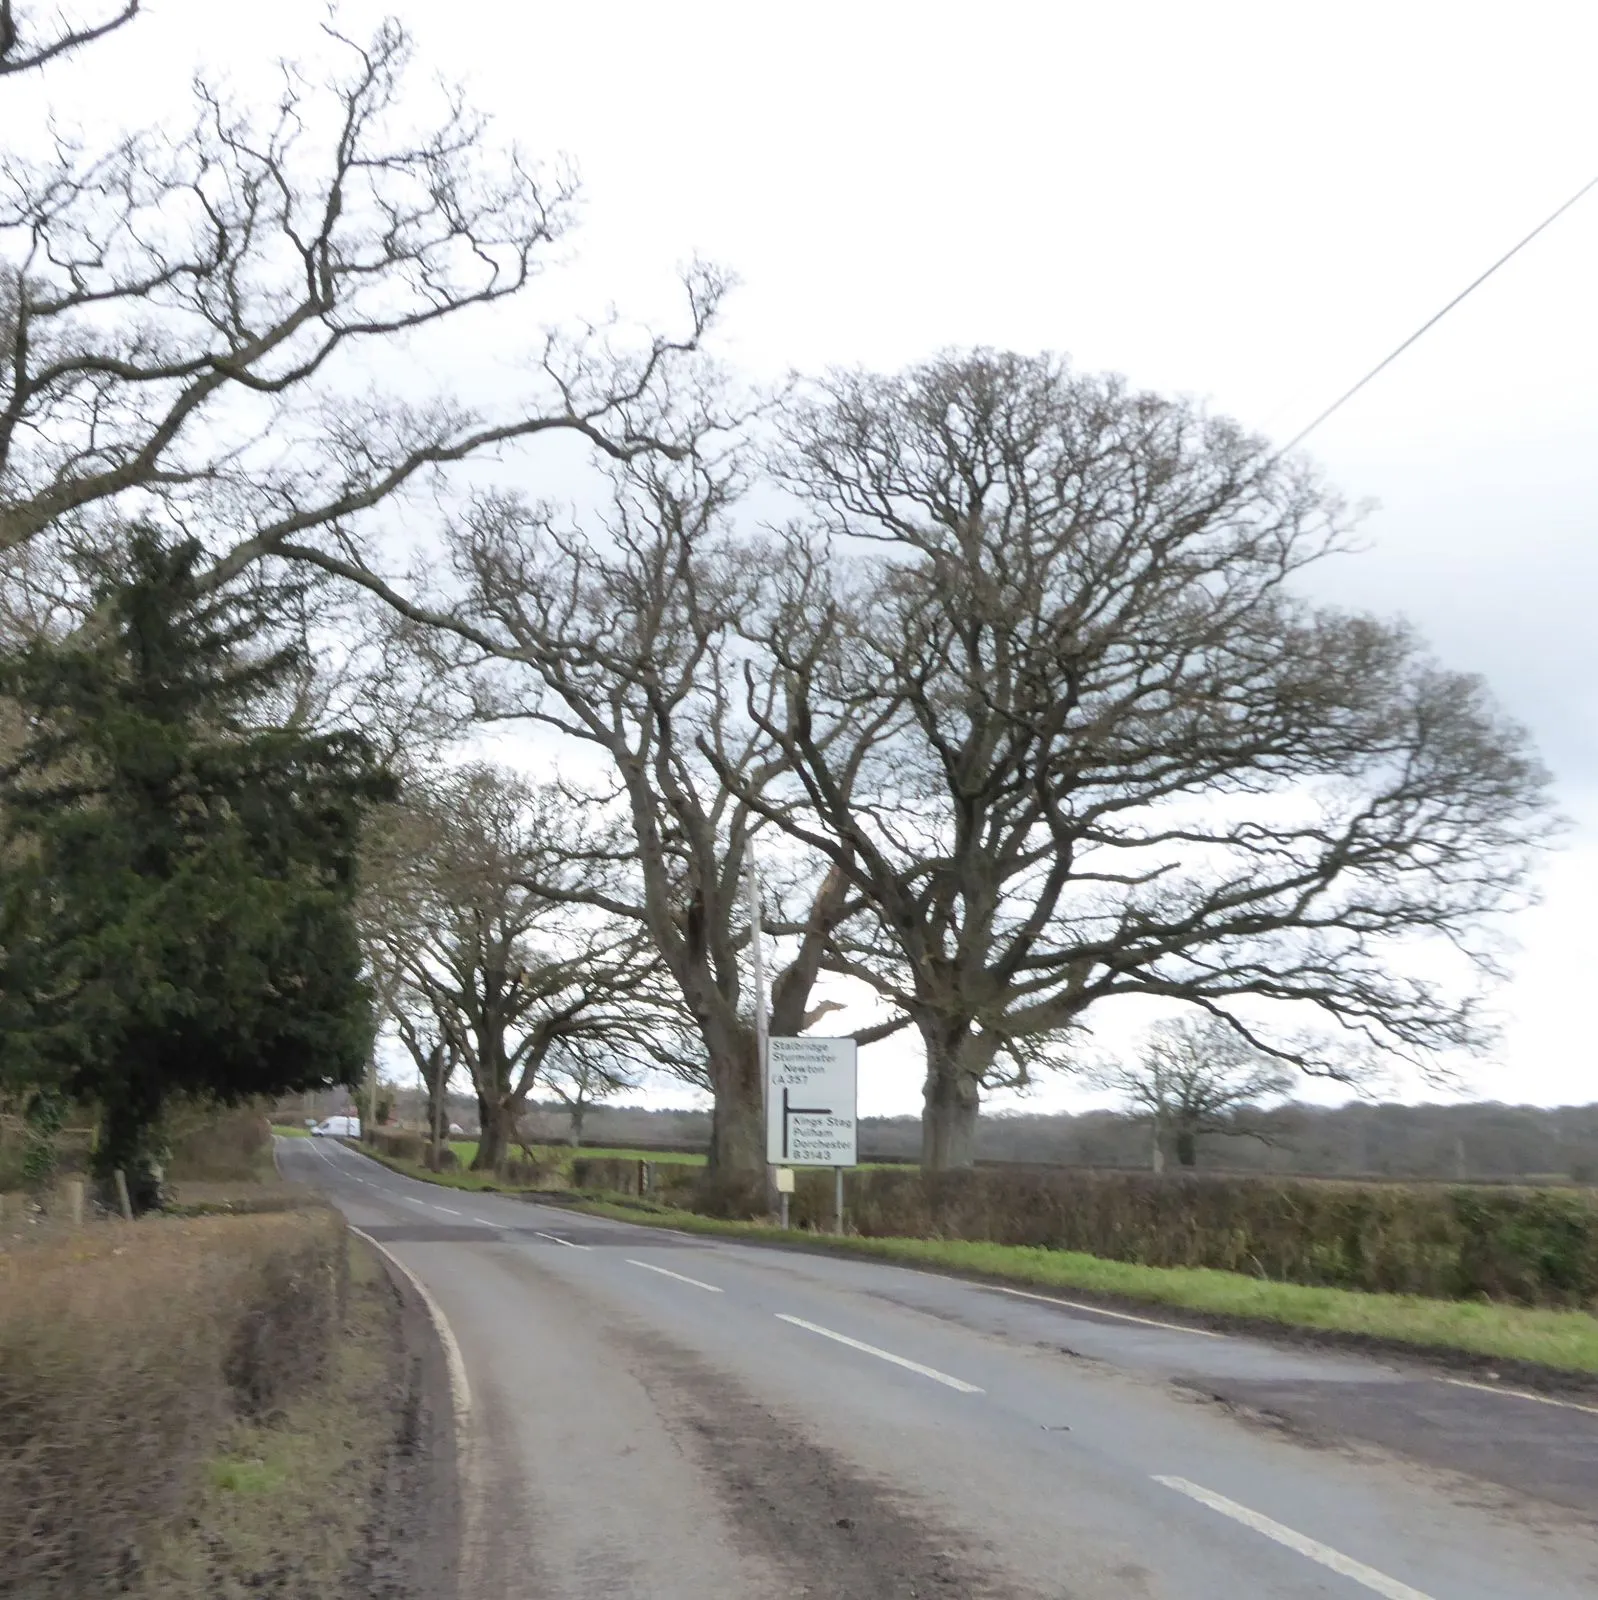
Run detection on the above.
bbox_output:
[209,1455,290,1495]
[563,1144,705,1165]
[443,1140,704,1169]
[356,1147,536,1192]
[357,1140,704,1191]
[268,1124,311,1138]
[566,1197,1598,1377]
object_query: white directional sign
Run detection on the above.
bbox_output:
[766,1036,858,1167]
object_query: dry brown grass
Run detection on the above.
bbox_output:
[133,1237,401,1600]
[0,1202,346,1597]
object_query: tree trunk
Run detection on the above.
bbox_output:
[567,1097,586,1148]
[94,1077,167,1214]
[707,1044,764,1172]
[425,1046,448,1167]
[1175,1126,1198,1168]
[918,1018,995,1170]
[700,1011,764,1175]
[921,1071,981,1169]
[472,1098,518,1172]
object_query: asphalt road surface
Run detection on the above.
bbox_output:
[279,1136,1598,1600]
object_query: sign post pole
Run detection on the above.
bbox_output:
[834,1166,845,1234]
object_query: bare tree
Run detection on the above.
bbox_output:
[1088,1016,1296,1170]
[544,1041,638,1148]
[1,18,721,583]
[309,456,895,1182]
[362,764,671,1171]
[0,1,138,76]
[733,349,1554,1168]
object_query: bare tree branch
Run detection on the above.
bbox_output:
[1,19,727,601]
[0,1,138,77]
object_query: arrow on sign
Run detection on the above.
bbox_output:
[780,1086,833,1161]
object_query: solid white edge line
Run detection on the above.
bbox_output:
[534,1230,591,1250]
[985,1282,1226,1338]
[349,1226,471,1432]
[626,1259,723,1293]
[775,1314,984,1393]
[1153,1476,1435,1600]
[1437,1375,1598,1416]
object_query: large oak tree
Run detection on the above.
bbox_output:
[735,349,1553,1167]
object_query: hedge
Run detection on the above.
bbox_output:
[780,1166,1598,1308]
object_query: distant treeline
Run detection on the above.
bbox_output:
[853,1101,1598,1184]
[276,1088,1598,1184]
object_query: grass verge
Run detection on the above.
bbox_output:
[436,1139,704,1172]
[354,1144,557,1192]
[353,1140,705,1190]
[566,1196,1598,1377]
[133,1235,399,1599]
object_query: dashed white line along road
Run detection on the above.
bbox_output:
[984,1281,1229,1337]
[775,1313,985,1393]
[627,1259,724,1292]
[534,1230,591,1250]
[1438,1376,1598,1417]
[1154,1476,1436,1600]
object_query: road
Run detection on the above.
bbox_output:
[279,1136,1598,1599]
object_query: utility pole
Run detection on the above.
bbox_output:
[746,848,778,1217]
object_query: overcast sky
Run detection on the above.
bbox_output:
[23,0,1597,1112]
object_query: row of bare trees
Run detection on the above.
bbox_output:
[3,10,1557,1178]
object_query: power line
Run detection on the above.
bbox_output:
[1279,169,1598,455]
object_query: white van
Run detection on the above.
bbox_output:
[311,1115,362,1138]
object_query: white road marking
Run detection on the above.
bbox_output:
[470,1217,495,1227]
[984,1282,1227,1338]
[350,1227,471,1430]
[1438,1375,1598,1416]
[433,1205,463,1217]
[535,1231,591,1250]
[775,1314,984,1393]
[1153,1476,1435,1599]
[626,1259,723,1293]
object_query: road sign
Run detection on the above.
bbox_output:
[766,1036,857,1166]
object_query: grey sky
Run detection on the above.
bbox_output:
[17,0,1596,1110]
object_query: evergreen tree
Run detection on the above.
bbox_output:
[0,533,393,1209]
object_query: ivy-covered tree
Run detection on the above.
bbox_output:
[0,532,392,1208]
